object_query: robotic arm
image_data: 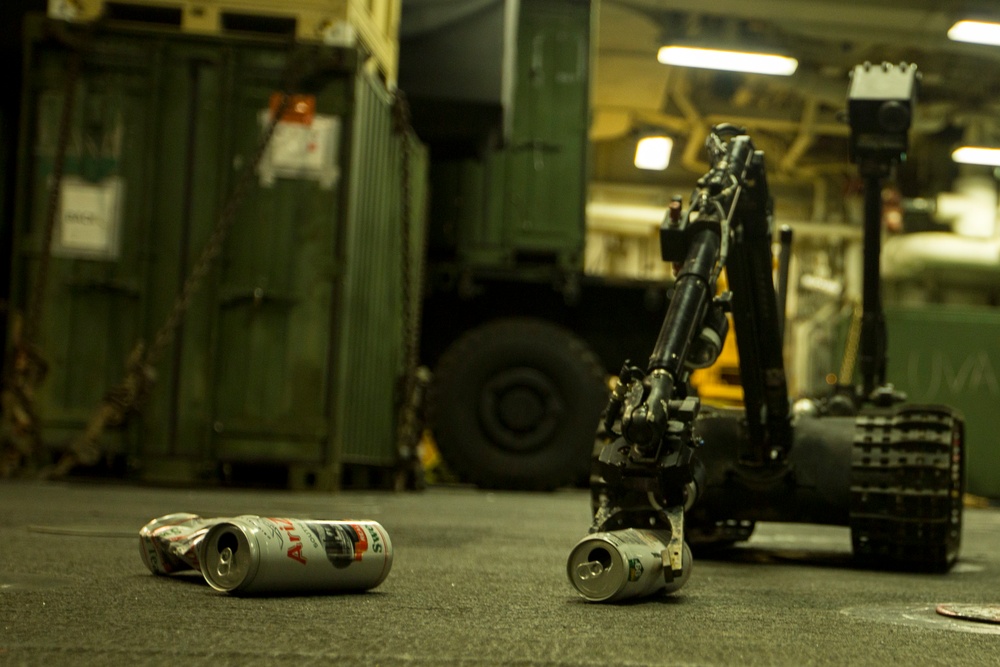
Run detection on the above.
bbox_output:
[569,63,963,605]
[597,124,782,508]
[605,125,765,454]
[570,125,789,601]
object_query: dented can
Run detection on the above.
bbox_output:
[198,516,393,595]
[566,528,691,602]
[139,513,216,575]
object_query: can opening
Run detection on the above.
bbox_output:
[587,547,613,570]
[217,531,239,555]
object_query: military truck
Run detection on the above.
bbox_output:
[400,0,669,490]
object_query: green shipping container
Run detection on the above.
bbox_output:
[406,0,591,271]
[10,17,426,489]
[885,305,1000,499]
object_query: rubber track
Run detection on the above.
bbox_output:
[849,405,964,572]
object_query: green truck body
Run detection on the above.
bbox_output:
[402,0,669,488]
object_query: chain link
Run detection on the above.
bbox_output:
[146,92,292,370]
[391,90,429,490]
[1,44,83,477]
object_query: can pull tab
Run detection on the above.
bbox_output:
[576,560,608,581]
[217,546,234,577]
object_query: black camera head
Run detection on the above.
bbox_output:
[847,61,920,174]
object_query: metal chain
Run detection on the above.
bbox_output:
[26,50,83,347]
[145,91,292,370]
[391,90,429,490]
[0,45,84,477]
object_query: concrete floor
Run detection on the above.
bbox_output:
[1,479,999,666]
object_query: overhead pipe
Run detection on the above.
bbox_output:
[668,73,712,174]
[668,72,847,222]
[779,96,819,174]
[703,113,848,138]
[882,233,1000,284]
[618,0,955,47]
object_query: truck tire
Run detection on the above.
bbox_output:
[429,317,608,490]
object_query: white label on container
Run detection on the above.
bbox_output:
[258,113,341,189]
[55,176,124,260]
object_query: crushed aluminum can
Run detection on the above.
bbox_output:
[198,516,392,595]
[566,528,691,602]
[138,514,393,595]
[139,513,217,575]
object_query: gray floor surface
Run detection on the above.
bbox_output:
[1,479,999,666]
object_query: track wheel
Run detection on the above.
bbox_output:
[850,404,964,572]
[429,318,607,490]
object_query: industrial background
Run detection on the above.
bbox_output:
[1,0,1000,664]
[0,0,1000,665]
[1,0,997,496]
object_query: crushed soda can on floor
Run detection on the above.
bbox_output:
[139,514,393,595]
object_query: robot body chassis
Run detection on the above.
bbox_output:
[568,64,964,603]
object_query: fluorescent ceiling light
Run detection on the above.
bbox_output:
[657,45,798,76]
[948,20,1000,46]
[634,136,673,170]
[952,146,1000,166]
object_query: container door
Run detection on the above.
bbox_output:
[134,40,236,479]
[208,50,351,474]
[504,0,590,267]
[13,27,158,456]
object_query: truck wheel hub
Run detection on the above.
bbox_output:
[481,368,563,453]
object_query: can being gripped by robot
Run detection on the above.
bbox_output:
[198,516,393,595]
[567,528,692,602]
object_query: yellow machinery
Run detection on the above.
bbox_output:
[689,315,743,407]
[689,271,743,407]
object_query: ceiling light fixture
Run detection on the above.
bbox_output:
[952,146,1000,167]
[657,45,798,76]
[634,135,673,170]
[947,19,1000,46]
